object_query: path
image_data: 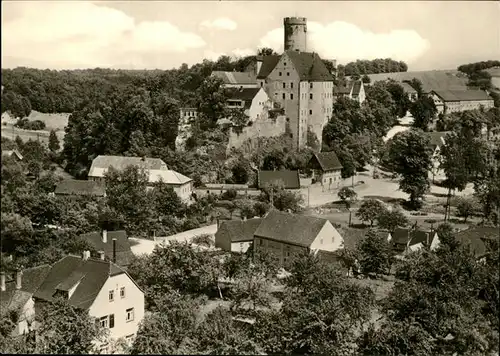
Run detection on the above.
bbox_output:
[130,224,218,256]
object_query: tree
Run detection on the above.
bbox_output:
[230,266,273,314]
[388,130,433,208]
[356,229,393,276]
[197,76,228,129]
[338,187,358,209]
[257,47,277,56]
[377,208,410,232]
[456,197,476,222]
[356,199,384,226]
[1,213,34,254]
[273,188,303,213]
[410,96,437,131]
[362,74,371,84]
[48,130,60,152]
[407,78,424,98]
[231,161,250,184]
[36,299,106,354]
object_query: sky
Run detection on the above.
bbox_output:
[2,1,499,71]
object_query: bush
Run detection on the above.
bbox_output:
[14,118,46,131]
[220,189,237,201]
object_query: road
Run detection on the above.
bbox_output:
[130,224,218,256]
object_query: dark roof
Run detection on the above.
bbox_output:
[79,230,133,267]
[334,85,351,95]
[257,170,300,189]
[215,218,262,243]
[0,265,52,316]
[54,180,106,197]
[340,228,389,250]
[351,81,362,96]
[390,228,437,248]
[400,82,417,93]
[432,90,492,102]
[212,71,257,85]
[454,226,499,257]
[226,87,262,109]
[310,151,343,171]
[257,55,281,79]
[424,131,450,150]
[254,210,328,247]
[34,255,126,310]
[286,51,334,82]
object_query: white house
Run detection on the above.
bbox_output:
[148,169,194,202]
[388,227,440,256]
[214,218,262,253]
[225,87,272,123]
[33,253,145,353]
[88,155,168,183]
[211,71,258,89]
[430,90,494,114]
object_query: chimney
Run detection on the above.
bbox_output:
[102,229,107,243]
[82,250,90,261]
[15,269,22,290]
[98,251,105,261]
[1,272,5,292]
[112,238,117,264]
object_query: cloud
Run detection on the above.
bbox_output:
[199,17,238,31]
[203,50,227,61]
[2,1,206,69]
[259,21,430,64]
[232,48,255,58]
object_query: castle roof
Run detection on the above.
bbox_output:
[286,51,334,82]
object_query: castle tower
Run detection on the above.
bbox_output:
[284,17,307,52]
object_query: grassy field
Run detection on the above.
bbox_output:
[1,111,68,145]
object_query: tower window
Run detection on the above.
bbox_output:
[287,72,290,76]
[309,110,313,115]
[284,62,287,66]
[283,82,286,89]
[282,93,285,99]
[290,93,293,100]
[310,83,313,89]
[310,93,313,100]
[291,82,294,89]
[279,72,282,76]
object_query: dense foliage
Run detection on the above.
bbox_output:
[338,58,408,77]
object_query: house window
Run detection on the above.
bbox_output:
[310,83,313,89]
[309,109,312,115]
[283,82,286,89]
[291,82,294,89]
[109,314,115,329]
[279,72,282,76]
[260,82,263,87]
[99,316,108,328]
[287,72,290,76]
[290,93,293,100]
[259,238,263,245]
[126,308,135,322]
[310,93,313,99]
[109,290,114,302]
[120,287,125,298]
[282,93,285,99]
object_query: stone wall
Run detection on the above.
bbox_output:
[226,115,288,154]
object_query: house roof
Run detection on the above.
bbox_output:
[254,210,329,247]
[33,255,127,310]
[340,228,389,250]
[54,180,106,197]
[0,265,51,316]
[257,170,300,189]
[351,81,362,96]
[454,226,499,257]
[1,149,23,160]
[79,230,134,266]
[390,227,437,248]
[432,90,493,102]
[424,131,450,150]
[148,169,192,185]
[365,70,469,93]
[226,87,263,109]
[89,155,167,178]
[310,151,343,172]
[334,85,351,94]
[400,82,418,93]
[212,71,257,85]
[286,51,334,82]
[257,55,281,79]
[215,218,262,243]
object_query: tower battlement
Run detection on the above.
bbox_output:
[283,17,307,52]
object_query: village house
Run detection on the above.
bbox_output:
[423,131,451,181]
[308,151,343,190]
[148,169,193,202]
[400,82,419,102]
[88,155,168,183]
[257,170,301,190]
[0,265,51,337]
[33,253,145,353]
[215,218,262,253]
[430,89,494,114]
[225,87,272,123]
[54,179,106,198]
[79,230,134,268]
[332,80,366,104]
[1,149,23,161]
[253,210,344,266]
[211,71,258,88]
[388,227,441,255]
